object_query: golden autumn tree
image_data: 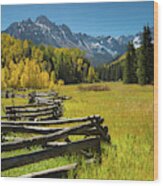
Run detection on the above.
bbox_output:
[1,33,98,89]
[39,71,50,89]
[1,68,7,89]
[20,58,41,88]
[87,66,97,83]
[7,60,19,88]
[49,71,56,89]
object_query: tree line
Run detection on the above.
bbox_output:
[1,33,97,89]
[1,26,153,90]
[96,26,154,85]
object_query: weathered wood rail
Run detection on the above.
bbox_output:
[20,158,95,178]
[2,137,101,171]
[2,124,108,136]
[29,91,71,104]
[1,122,95,152]
[6,104,60,113]
[1,115,111,177]
[31,91,58,97]
[5,101,61,109]
[1,115,110,150]
[1,115,103,126]
[29,91,58,104]
[2,100,63,121]
[1,90,111,178]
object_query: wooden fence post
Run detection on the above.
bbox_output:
[89,115,111,144]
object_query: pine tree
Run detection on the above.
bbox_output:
[145,26,154,84]
[137,49,146,85]
[123,42,137,83]
[137,26,154,85]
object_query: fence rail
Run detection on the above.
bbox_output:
[2,124,108,136]
[1,115,103,126]
[3,100,63,121]
[5,104,60,113]
[2,137,101,171]
[1,90,111,178]
[20,158,95,178]
[1,122,96,152]
[5,101,61,109]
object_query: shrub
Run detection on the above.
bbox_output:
[58,79,65,86]
[78,84,111,91]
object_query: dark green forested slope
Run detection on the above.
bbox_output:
[96,26,154,85]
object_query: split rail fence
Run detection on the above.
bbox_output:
[1,100,63,121]
[1,91,111,178]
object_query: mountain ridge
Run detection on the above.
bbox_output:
[3,15,154,66]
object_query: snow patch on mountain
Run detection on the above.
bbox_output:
[3,16,154,66]
[133,35,141,49]
[35,22,51,33]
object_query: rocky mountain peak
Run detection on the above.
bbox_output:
[3,15,154,66]
[35,15,52,25]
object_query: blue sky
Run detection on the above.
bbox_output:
[1,1,154,37]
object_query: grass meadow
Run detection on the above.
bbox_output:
[1,82,154,180]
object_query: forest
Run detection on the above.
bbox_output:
[1,33,97,89]
[96,26,154,85]
[1,26,153,90]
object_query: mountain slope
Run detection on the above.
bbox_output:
[3,15,153,66]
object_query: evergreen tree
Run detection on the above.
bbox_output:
[137,48,146,85]
[123,42,137,83]
[137,26,154,85]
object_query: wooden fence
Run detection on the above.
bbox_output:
[2,90,71,101]
[1,137,101,171]
[1,89,111,178]
[29,91,71,104]
[1,124,108,135]
[1,115,110,151]
[2,100,63,121]
[1,115,110,178]
[21,158,95,178]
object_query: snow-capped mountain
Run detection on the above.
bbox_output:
[3,15,154,66]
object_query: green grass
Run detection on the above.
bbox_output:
[2,155,79,177]
[1,82,154,180]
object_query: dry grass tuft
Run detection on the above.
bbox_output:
[78,84,111,92]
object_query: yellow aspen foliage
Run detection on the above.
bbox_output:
[39,71,50,88]
[58,79,64,86]
[23,40,28,50]
[49,80,56,90]
[87,66,96,83]
[1,67,10,89]
[77,58,83,72]
[20,73,29,88]
[1,68,7,89]
[8,70,19,88]
[2,33,97,89]
[7,60,19,88]
[4,67,10,81]
[32,47,43,62]
[20,58,41,88]
[18,60,25,74]
[50,71,56,83]
[23,40,29,56]
[8,60,16,71]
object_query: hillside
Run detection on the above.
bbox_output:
[1,33,98,89]
[3,15,153,66]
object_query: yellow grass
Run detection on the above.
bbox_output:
[1,82,154,180]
